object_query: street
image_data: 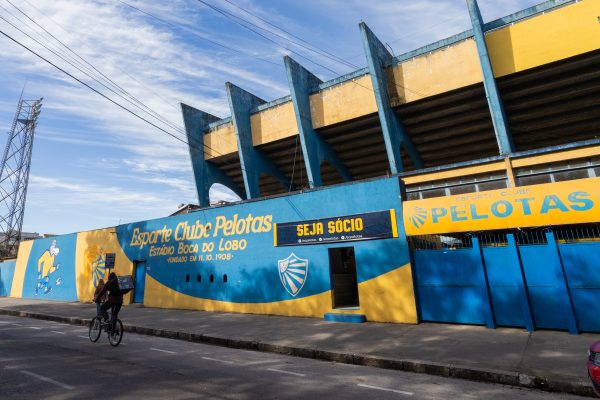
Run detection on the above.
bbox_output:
[0,315,583,399]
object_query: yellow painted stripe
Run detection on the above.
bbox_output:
[390,209,398,238]
[273,223,278,247]
[10,240,33,298]
[512,145,600,168]
[143,263,417,323]
[402,162,506,185]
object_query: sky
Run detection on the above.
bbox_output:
[0,0,544,235]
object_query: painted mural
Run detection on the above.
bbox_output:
[115,177,416,322]
[4,177,417,323]
[21,235,77,301]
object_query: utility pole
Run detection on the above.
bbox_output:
[0,96,42,259]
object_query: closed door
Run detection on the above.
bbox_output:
[133,261,146,303]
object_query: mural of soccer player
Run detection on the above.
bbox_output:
[35,240,61,295]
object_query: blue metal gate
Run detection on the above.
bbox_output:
[480,234,532,330]
[412,237,492,326]
[411,227,599,333]
[556,227,600,333]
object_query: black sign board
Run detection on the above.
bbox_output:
[105,253,116,269]
[274,210,398,247]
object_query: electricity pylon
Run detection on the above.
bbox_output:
[0,96,42,259]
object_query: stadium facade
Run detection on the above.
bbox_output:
[1,0,599,333]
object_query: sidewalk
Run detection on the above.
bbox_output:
[0,297,597,397]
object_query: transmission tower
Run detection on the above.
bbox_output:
[0,97,42,259]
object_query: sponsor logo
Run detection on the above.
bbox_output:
[277,253,308,297]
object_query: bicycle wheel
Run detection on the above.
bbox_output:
[108,318,123,347]
[89,317,102,342]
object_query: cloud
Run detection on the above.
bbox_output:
[1,0,543,235]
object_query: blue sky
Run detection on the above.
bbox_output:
[0,0,543,235]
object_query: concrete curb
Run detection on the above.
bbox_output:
[1,309,594,398]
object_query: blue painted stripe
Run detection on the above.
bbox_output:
[324,313,367,323]
[393,30,473,65]
[483,0,575,31]
[317,68,370,92]
[207,116,232,131]
[253,95,292,113]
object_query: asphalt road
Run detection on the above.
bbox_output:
[0,315,583,399]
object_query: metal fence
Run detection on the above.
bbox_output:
[554,224,600,243]
[477,232,508,247]
[409,224,600,250]
[409,234,473,250]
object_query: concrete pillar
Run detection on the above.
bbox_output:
[181,103,246,207]
[284,56,352,187]
[225,83,290,199]
[359,22,423,173]
[467,0,514,155]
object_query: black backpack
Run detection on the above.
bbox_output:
[116,275,135,295]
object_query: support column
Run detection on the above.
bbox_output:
[359,22,423,173]
[467,0,514,155]
[225,83,291,199]
[284,56,352,187]
[181,103,246,207]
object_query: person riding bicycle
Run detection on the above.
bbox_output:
[94,272,123,322]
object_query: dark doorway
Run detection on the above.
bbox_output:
[329,247,359,308]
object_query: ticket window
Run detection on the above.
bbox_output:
[329,247,359,308]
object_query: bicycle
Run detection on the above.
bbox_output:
[89,311,123,347]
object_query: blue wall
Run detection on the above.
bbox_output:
[117,177,410,303]
[0,260,16,297]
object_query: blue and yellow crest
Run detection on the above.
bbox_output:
[277,253,308,297]
[409,206,427,229]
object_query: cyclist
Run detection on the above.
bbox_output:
[94,272,123,322]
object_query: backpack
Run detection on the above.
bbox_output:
[117,275,135,295]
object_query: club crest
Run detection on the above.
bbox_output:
[277,253,308,297]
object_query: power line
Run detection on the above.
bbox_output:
[197,0,428,98]
[196,0,340,78]
[115,0,281,68]
[0,11,187,138]
[0,28,219,156]
[20,0,180,112]
[219,0,358,70]
[2,0,186,135]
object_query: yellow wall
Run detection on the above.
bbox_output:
[9,240,33,298]
[205,122,237,159]
[251,101,297,145]
[391,39,482,104]
[75,228,134,304]
[310,74,378,129]
[488,0,600,77]
[144,263,417,324]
